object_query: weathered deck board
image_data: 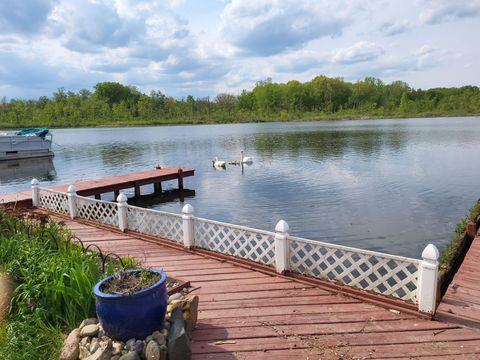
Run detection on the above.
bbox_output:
[437,233,480,328]
[44,215,480,359]
[0,167,194,206]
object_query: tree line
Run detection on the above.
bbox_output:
[1,76,479,128]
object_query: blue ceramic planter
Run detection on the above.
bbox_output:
[93,269,168,341]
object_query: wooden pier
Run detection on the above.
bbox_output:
[42,212,480,359]
[0,167,194,206]
[437,229,480,328]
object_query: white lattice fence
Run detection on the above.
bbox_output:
[75,196,119,227]
[194,218,276,266]
[38,188,69,215]
[289,236,420,303]
[127,205,183,243]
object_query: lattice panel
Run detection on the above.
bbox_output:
[194,219,276,266]
[38,189,69,214]
[290,238,420,303]
[127,206,183,243]
[76,196,119,227]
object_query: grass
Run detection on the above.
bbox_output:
[0,209,136,359]
[439,200,480,269]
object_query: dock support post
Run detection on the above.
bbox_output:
[275,220,290,274]
[117,193,128,232]
[154,182,162,193]
[178,168,184,191]
[182,204,195,249]
[418,244,439,314]
[134,182,141,197]
[67,185,77,219]
[31,178,39,207]
[114,190,120,199]
[95,194,101,200]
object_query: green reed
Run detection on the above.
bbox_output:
[0,209,136,359]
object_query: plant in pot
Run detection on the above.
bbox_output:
[93,268,168,342]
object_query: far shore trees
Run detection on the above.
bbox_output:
[0,76,479,128]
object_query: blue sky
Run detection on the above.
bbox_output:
[0,0,479,99]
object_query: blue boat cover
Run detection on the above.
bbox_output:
[15,128,50,138]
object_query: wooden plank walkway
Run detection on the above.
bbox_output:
[47,214,480,359]
[0,167,194,206]
[437,231,480,329]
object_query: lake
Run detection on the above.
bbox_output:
[1,116,479,258]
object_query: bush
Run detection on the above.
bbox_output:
[0,209,135,359]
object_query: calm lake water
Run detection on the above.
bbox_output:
[1,117,479,258]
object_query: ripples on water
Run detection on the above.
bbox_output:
[1,117,479,258]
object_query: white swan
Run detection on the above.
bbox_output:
[241,151,253,164]
[212,156,226,168]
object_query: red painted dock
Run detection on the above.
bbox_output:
[42,212,480,359]
[0,167,194,206]
[437,231,480,329]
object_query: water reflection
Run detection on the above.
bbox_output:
[0,157,56,185]
[1,117,480,258]
[253,129,408,160]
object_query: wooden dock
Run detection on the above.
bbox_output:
[43,212,480,359]
[0,167,194,206]
[437,230,480,329]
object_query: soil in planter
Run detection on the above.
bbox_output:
[101,271,161,295]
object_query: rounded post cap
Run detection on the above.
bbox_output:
[116,193,128,203]
[182,203,194,214]
[31,178,39,186]
[67,184,76,193]
[275,219,289,233]
[422,243,439,260]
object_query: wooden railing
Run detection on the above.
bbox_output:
[32,179,440,314]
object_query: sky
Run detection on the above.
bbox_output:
[0,0,479,99]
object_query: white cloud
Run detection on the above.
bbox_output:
[380,20,411,36]
[332,42,384,64]
[220,0,351,56]
[419,0,480,24]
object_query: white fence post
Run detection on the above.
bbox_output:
[418,243,439,314]
[117,193,128,232]
[67,185,77,219]
[31,178,39,207]
[182,204,195,249]
[275,220,290,274]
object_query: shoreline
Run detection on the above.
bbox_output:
[1,112,479,130]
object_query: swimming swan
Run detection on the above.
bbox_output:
[241,151,253,164]
[212,156,226,168]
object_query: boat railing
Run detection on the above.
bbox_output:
[33,180,439,315]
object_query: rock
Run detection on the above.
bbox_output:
[145,340,161,360]
[80,337,89,346]
[130,340,144,353]
[168,308,192,360]
[81,324,100,337]
[183,295,199,336]
[112,341,124,356]
[60,328,81,360]
[90,338,100,354]
[0,273,13,325]
[168,292,183,303]
[119,351,141,360]
[79,345,91,359]
[145,335,153,343]
[98,328,106,338]
[125,338,136,351]
[151,331,165,346]
[80,318,98,329]
[111,356,121,360]
[159,345,167,360]
[85,339,112,360]
[161,329,168,338]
